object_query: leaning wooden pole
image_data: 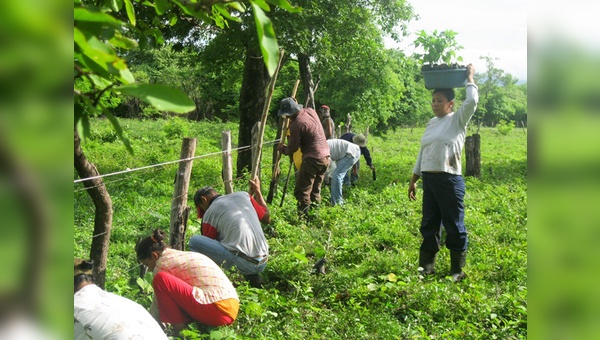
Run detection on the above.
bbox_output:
[251,122,262,179]
[170,137,196,250]
[250,49,285,180]
[267,79,300,203]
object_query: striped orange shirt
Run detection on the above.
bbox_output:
[154,249,239,305]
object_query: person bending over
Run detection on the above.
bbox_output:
[339,132,375,186]
[189,177,270,288]
[326,139,361,206]
[135,229,239,335]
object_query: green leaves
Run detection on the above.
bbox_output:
[154,0,170,15]
[123,0,136,26]
[251,2,279,76]
[414,29,464,65]
[75,1,197,146]
[115,84,196,113]
[74,7,121,26]
[248,0,299,75]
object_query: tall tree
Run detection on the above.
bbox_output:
[237,40,272,177]
[233,0,416,173]
[473,56,527,126]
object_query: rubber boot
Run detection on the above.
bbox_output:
[298,204,310,222]
[418,250,437,275]
[450,250,467,282]
[244,274,263,288]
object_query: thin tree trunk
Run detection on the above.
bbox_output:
[74,127,112,289]
[237,45,270,178]
[0,127,47,318]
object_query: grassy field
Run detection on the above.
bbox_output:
[74,117,527,339]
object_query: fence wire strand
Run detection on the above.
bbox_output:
[74,138,281,184]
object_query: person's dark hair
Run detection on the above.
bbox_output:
[74,259,94,287]
[135,229,168,261]
[193,186,216,207]
[75,273,94,288]
[433,88,455,101]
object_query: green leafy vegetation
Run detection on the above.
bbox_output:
[496,120,515,135]
[74,118,527,339]
[414,29,464,67]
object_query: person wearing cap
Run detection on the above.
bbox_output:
[188,176,270,288]
[277,97,330,217]
[74,258,168,339]
[326,139,361,205]
[136,229,240,335]
[320,105,335,140]
[340,132,375,185]
[408,64,478,282]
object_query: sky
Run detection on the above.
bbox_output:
[388,0,528,83]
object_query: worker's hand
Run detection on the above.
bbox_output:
[466,63,475,83]
[369,165,375,171]
[249,176,261,195]
[278,144,287,154]
[408,182,418,201]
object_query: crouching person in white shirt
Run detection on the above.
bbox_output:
[74,258,168,340]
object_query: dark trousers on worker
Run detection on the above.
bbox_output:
[420,172,468,253]
[295,156,329,212]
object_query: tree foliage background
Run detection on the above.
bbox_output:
[110,3,527,135]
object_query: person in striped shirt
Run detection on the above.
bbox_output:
[135,229,239,336]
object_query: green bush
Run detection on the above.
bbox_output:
[496,119,515,135]
[162,117,190,139]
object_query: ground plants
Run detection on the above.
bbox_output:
[74,118,527,339]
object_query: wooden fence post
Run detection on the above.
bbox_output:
[222,130,233,194]
[345,114,352,133]
[465,134,481,178]
[170,137,196,250]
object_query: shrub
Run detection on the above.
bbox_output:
[414,29,464,68]
[496,120,514,135]
[162,117,189,139]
